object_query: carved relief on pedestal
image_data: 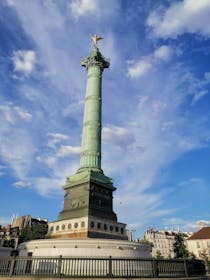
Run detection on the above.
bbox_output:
[64,189,88,210]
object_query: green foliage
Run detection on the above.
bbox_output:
[138,239,154,247]
[156,250,164,259]
[18,224,48,244]
[173,233,190,259]
[188,252,197,260]
[199,250,209,263]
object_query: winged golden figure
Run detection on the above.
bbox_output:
[91,34,103,49]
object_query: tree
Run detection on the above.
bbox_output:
[173,233,190,259]
[18,224,48,244]
[156,250,164,259]
[199,249,209,263]
[137,239,154,247]
[188,252,197,260]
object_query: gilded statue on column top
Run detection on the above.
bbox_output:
[91,34,103,50]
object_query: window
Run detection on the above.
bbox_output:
[81,221,85,228]
[90,221,95,228]
[196,241,200,248]
[68,224,71,229]
[56,225,59,231]
[207,241,210,248]
[74,222,78,229]
[62,224,65,230]
[97,223,101,229]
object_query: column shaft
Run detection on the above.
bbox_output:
[79,65,103,171]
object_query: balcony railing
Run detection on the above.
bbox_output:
[0,256,206,278]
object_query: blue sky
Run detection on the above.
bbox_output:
[1,0,210,237]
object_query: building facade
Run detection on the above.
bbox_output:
[12,215,47,230]
[144,227,192,258]
[187,226,210,260]
[0,215,47,255]
[0,225,19,250]
[144,228,176,258]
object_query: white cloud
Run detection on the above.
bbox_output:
[12,50,36,75]
[205,72,210,82]
[56,145,81,157]
[14,106,32,121]
[0,104,15,124]
[0,111,36,179]
[36,155,57,166]
[129,63,208,103]
[47,133,70,149]
[48,133,70,141]
[178,177,206,188]
[6,0,15,6]
[192,90,208,103]
[115,190,174,231]
[32,159,79,196]
[162,217,210,232]
[63,100,84,117]
[0,153,22,162]
[103,125,134,147]
[69,0,98,17]
[154,45,173,61]
[182,71,210,104]
[13,181,32,188]
[128,45,173,78]
[128,58,152,78]
[147,0,210,38]
[33,177,63,196]
[0,103,32,123]
[152,100,167,112]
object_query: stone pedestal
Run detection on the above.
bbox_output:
[18,239,151,258]
[58,170,117,224]
[54,169,126,240]
[46,216,127,240]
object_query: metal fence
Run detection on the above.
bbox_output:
[0,256,206,278]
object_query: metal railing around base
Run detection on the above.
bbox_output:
[0,256,206,278]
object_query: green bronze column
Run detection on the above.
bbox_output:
[78,41,109,172]
[57,37,120,228]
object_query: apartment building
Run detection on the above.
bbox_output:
[187,226,210,260]
[144,227,192,258]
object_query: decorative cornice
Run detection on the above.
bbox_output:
[81,49,110,69]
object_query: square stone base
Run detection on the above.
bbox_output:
[46,216,127,240]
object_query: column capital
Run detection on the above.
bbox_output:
[81,49,110,69]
